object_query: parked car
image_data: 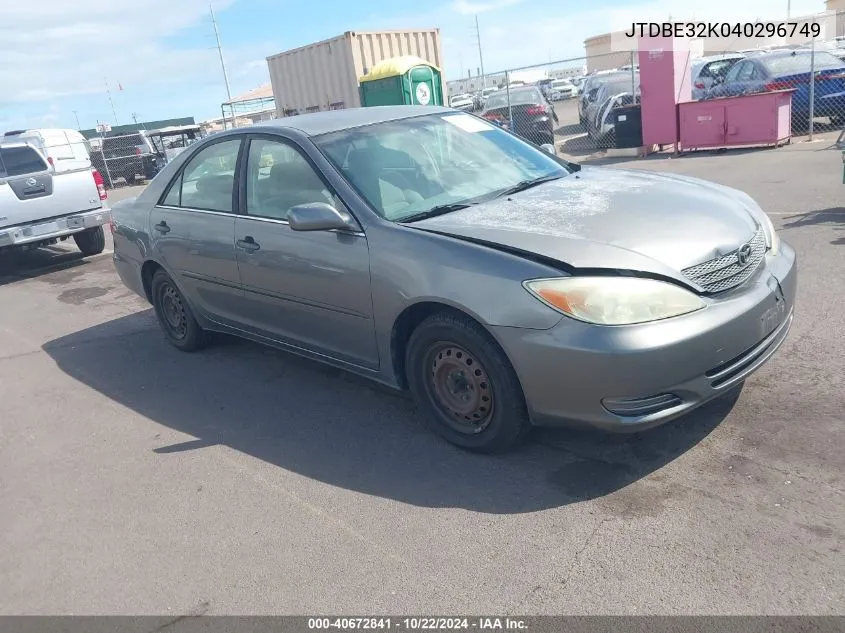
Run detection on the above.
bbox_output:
[587,75,641,141]
[481,86,558,145]
[691,54,746,100]
[0,140,109,255]
[3,128,91,172]
[480,87,499,101]
[111,105,795,453]
[705,50,845,126]
[581,73,637,132]
[548,78,577,101]
[579,71,631,127]
[449,93,475,111]
[89,131,161,187]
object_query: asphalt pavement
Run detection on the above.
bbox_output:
[0,140,842,615]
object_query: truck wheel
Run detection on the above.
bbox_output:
[125,174,136,185]
[73,226,106,256]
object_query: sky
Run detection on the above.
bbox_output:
[0,0,827,131]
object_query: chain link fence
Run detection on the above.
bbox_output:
[88,132,161,189]
[88,127,207,189]
[462,51,637,154]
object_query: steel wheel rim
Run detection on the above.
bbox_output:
[160,284,187,340]
[426,343,493,434]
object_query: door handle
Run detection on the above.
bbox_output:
[236,236,260,252]
[154,221,171,234]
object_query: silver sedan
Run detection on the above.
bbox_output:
[111,105,796,453]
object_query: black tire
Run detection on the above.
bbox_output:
[125,173,136,185]
[406,311,531,453]
[73,226,105,256]
[150,269,206,352]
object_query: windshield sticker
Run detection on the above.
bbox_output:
[442,114,495,133]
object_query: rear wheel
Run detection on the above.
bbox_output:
[73,226,105,256]
[125,173,136,185]
[406,311,531,453]
[151,270,206,352]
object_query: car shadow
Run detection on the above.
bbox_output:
[42,310,739,514]
[781,207,845,245]
[0,246,91,287]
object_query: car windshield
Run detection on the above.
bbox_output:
[762,51,844,75]
[315,112,569,222]
[484,89,541,108]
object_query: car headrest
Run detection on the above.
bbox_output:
[269,159,324,191]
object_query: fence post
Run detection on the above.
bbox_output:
[97,137,113,189]
[505,70,513,131]
[630,50,636,95]
[809,33,816,141]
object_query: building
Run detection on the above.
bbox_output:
[583,7,844,72]
[266,29,443,116]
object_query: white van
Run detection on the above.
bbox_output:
[2,128,91,172]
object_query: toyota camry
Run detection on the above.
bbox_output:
[111,105,796,453]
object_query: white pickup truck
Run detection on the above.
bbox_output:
[0,141,109,256]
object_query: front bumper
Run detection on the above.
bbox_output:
[0,208,110,248]
[492,242,797,432]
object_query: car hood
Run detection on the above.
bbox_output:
[408,166,760,284]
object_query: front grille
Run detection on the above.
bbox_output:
[682,228,767,293]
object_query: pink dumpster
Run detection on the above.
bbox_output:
[678,91,793,151]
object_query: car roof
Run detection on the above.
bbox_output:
[256,105,451,136]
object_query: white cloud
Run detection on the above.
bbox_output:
[0,0,269,106]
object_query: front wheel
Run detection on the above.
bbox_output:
[73,226,105,256]
[150,270,207,352]
[406,311,531,453]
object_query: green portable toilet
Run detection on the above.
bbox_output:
[359,55,443,107]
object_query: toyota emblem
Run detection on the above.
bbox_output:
[25,177,37,186]
[736,243,753,267]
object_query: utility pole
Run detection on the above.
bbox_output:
[475,15,486,89]
[787,0,791,19]
[72,110,81,130]
[210,2,232,104]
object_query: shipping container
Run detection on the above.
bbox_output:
[266,29,444,116]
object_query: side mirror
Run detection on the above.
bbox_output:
[287,202,359,232]
[540,143,556,156]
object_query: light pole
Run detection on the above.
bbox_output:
[72,110,81,130]
[475,15,486,89]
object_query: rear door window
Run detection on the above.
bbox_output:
[0,146,48,177]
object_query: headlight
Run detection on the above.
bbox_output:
[756,209,780,255]
[735,191,779,255]
[523,277,706,326]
